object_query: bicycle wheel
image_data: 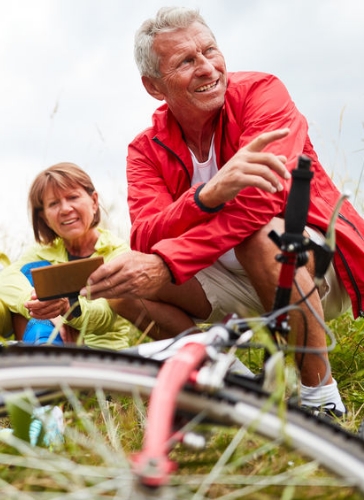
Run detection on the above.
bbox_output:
[0,344,363,500]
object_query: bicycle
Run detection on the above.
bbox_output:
[0,156,363,500]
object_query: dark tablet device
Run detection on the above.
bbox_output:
[31,256,104,300]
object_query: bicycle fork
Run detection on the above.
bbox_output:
[131,342,207,487]
[131,325,238,488]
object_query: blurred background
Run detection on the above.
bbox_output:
[1,0,363,259]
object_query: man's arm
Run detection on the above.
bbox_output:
[82,130,291,300]
[80,251,172,300]
[197,129,290,209]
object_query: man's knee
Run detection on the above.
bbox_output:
[246,217,284,247]
[235,217,285,270]
[157,279,212,320]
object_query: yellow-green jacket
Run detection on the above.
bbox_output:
[0,228,131,350]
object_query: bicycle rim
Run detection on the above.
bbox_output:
[0,344,363,500]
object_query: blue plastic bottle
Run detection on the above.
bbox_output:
[22,318,63,345]
[20,261,64,346]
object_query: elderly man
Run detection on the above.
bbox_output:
[84,7,364,417]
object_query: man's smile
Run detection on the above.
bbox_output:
[195,80,219,92]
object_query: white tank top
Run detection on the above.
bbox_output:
[189,140,243,271]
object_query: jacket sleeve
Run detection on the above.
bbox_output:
[127,136,223,253]
[64,235,131,338]
[0,247,44,318]
[152,185,287,283]
[64,296,118,334]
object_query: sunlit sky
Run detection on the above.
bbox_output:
[1,0,363,259]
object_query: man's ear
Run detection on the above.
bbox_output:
[142,76,165,101]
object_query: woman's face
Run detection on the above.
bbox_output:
[41,184,98,243]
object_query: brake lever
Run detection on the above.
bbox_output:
[313,190,350,286]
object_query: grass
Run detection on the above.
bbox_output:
[1,228,364,498]
[0,311,364,499]
[328,312,364,430]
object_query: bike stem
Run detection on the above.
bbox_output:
[267,159,349,347]
[267,155,313,345]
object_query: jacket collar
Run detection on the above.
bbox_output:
[151,104,225,170]
[33,228,123,262]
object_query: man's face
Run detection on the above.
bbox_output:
[147,21,227,120]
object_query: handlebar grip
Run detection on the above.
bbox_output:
[284,155,313,235]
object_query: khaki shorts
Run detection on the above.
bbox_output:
[195,228,351,324]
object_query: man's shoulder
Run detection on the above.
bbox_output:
[225,71,289,108]
[129,118,157,144]
[129,104,179,147]
[227,71,281,89]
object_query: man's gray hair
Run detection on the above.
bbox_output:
[134,6,215,78]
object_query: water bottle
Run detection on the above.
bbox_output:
[29,406,65,447]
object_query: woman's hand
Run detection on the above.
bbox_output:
[24,289,70,319]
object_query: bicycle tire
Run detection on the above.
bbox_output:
[0,344,363,500]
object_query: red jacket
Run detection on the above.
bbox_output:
[127,72,364,318]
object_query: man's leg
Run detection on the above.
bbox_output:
[234,217,332,387]
[108,296,199,341]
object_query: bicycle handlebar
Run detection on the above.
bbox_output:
[284,155,313,238]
